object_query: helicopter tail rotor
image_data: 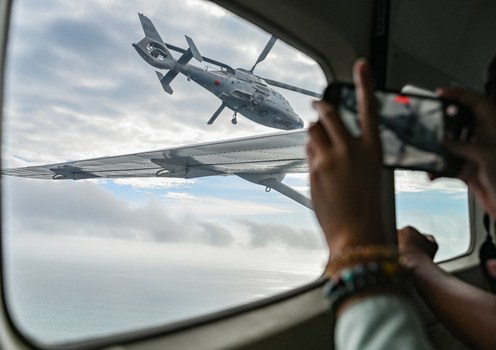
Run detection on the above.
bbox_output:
[133,13,176,70]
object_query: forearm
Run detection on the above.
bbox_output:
[407,255,496,350]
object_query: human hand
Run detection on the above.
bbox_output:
[397,226,438,262]
[397,226,438,273]
[437,88,496,217]
[306,59,385,256]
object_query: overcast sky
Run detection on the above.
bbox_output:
[2,0,332,273]
[2,0,472,264]
[1,0,474,268]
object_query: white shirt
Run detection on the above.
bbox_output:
[336,295,435,350]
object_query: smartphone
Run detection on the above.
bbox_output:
[323,83,473,176]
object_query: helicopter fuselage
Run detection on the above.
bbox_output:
[133,14,308,130]
[175,64,304,130]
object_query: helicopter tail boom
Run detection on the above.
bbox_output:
[153,45,200,95]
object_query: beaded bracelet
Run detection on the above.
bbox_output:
[326,245,399,277]
[322,259,405,313]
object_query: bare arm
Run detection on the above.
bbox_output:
[308,61,435,348]
[399,226,496,350]
[308,60,394,314]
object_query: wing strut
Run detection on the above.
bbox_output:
[238,174,312,210]
[260,178,312,210]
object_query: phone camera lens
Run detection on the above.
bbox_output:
[446,104,458,117]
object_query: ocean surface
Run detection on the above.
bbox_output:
[4,251,322,346]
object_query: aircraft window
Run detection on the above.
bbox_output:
[2,0,327,345]
[395,170,471,261]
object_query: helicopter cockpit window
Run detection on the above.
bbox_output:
[2,0,327,346]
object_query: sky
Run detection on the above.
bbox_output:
[1,0,472,344]
[2,0,328,253]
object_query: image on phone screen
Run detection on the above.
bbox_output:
[336,85,447,173]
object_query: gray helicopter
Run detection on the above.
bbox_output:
[133,14,321,130]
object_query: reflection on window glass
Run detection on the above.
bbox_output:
[395,170,470,261]
[2,0,327,345]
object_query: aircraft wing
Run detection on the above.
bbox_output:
[2,129,312,208]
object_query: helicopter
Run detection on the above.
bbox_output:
[132,13,321,130]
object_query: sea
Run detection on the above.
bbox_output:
[4,249,323,346]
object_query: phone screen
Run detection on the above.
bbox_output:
[327,84,466,175]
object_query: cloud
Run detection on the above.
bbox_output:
[395,170,467,193]
[239,220,324,250]
[3,177,233,246]
[2,0,325,258]
[3,176,320,250]
[113,178,197,190]
[194,221,234,246]
[3,0,324,176]
[161,192,293,216]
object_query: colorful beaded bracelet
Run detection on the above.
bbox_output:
[326,245,399,277]
[323,260,405,313]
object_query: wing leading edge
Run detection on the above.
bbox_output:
[2,130,312,209]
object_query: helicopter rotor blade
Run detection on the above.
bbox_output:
[250,35,277,73]
[165,43,234,73]
[262,78,323,98]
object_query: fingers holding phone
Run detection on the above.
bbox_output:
[307,60,385,255]
[438,88,496,216]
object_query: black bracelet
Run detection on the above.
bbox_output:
[323,260,405,314]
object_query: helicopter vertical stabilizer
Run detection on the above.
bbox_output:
[133,13,175,70]
[138,13,165,43]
